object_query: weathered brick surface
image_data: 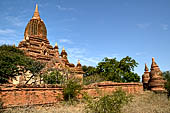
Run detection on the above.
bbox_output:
[0,88,63,108]
[0,82,143,108]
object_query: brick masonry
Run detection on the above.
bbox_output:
[0,82,143,108]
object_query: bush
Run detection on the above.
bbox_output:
[63,78,82,101]
[43,70,63,84]
[0,99,3,109]
[85,89,132,113]
[163,71,170,98]
[83,74,105,85]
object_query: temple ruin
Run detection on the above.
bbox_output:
[13,4,84,84]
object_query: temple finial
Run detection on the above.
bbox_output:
[32,4,40,19]
[76,59,82,67]
[62,46,65,51]
[55,42,58,47]
[78,59,80,64]
[151,57,158,69]
[152,57,155,63]
[145,63,149,72]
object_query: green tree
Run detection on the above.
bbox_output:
[43,70,63,84]
[163,71,170,97]
[0,45,45,84]
[96,56,140,82]
[82,65,97,76]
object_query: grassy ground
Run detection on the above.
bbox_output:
[2,91,170,113]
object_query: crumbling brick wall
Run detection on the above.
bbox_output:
[0,82,143,108]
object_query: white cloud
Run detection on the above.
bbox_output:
[161,24,168,30]
[136,52,145,56]
[67,48,86,54]
[5,16,25,27]
[0,39,16,45]
[56,5,75,11]
[66,47,102,66]
[107,54,120,58]
[0,29,15,35]
[59,39,73,44]
[136,23,151,29]
[83,57,101,63]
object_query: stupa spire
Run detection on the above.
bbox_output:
[55,42,58,47]
[62,46,65,51]
[76,59,82,67]
[32,4,40,19]
[151,57,158,69]
[78,59,80,64]
[145,63,149,72]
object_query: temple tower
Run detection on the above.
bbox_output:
[15,4,84,85]
[18,4,58,62]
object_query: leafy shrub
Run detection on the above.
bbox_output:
[0,99,3,109]
[163,71,170,98]
[43,70,63,84]
[85,89,132,113]
[63,78,82,101]
[83,74,105,85]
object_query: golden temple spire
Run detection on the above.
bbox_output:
[32,4,40,19]
[62,46,65,51]
[55,42,58,47]
[76,59,82,67]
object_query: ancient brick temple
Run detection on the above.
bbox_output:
[15,4,84,84]
[142,58,166,92]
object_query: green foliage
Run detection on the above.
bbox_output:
[96,56,140,82]
[82,65,97,76]
[43,70,63,84]
[83,74,105,85]
[63,78,82,101]
[0,99,3,109]
[163,71,170,97]
[0,45,45,84]
[82,56,140,84]
[82,65,105,85]
[85,89,132,113]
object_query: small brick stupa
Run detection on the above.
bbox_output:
[142,64,150,90]
[142,58,166,92]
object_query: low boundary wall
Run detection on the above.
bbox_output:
[0,82,143,108]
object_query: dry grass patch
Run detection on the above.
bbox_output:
[2,91,170,113]
[122,91,170,113]
[2,102,85,113]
